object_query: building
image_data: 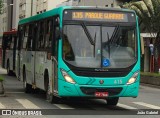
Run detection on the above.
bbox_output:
[0,0,17,49]
[36,0,66,15]
[57,0,124,7]
[19,0,66,19]
[0,0,19,35]
[19,0,36,19]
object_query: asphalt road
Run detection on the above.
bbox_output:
[0,68,160,118]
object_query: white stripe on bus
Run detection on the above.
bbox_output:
[133,102,160,109]
[16,99,40,109]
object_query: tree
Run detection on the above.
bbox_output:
[123,0,160,72]
[0,0,3,14]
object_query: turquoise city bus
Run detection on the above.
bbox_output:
[16,6,140,105]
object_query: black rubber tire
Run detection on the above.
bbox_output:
[23,69,32,93]
[106,97,119,106]
[7,61,12,76]
[45,74,59,103]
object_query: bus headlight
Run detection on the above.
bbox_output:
[127,71,139,85]
[61,69,76,84]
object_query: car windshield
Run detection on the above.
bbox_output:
[62,24,137,68]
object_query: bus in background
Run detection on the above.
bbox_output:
[16,6,140,105]
[2,30,17,75]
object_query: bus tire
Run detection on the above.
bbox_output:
[7,61,12,76]
[23,67,32,93]
[45,73,59,103]
[106,97,119,106]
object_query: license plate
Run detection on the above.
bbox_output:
[95,92,109,97]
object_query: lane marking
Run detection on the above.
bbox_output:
[16,99,40,109]
[118,103,137,109]
[133,102,160,109]
[54,104,74,109]
[0,103,5,109]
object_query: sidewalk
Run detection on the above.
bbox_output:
[0,67,7,74]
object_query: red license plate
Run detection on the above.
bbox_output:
[95,92,109,97]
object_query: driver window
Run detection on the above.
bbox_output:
[63,35,74,61]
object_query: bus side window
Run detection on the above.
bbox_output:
[33,22,38,51]
[26,24,33,51]
[45,19,53,50]
[6,35,12,49]
[10,36,15,49]
[38,21,45,49]
[36,22,40,50]
[22,25,29,49]
[17,26,23,50]
[52,16,60,58]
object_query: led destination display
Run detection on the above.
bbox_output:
[64,10,136,22]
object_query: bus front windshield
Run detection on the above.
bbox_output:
[63,24,137,69]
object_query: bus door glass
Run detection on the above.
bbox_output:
[13,34,17,70]
[52,16,60,93]
[28,24,35,84]
[16,26,23,79]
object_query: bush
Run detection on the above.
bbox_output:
[0,76,4,82]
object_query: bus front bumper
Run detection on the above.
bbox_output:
[58,79,140,98]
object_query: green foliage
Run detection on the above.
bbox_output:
[0,76,4,82]
[123,0,160,72]
[0,0,3,14]
[141,72,160,77]
[123,0,160,34]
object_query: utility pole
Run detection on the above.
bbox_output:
[31,0,33,16]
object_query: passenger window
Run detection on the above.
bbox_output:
[5,35,12,49]
[45,19,53,49]
[10,36,15,49]
[26,24,34,50]
[38,21,45,49]
[17,26,24,50]
[23,25,29,49]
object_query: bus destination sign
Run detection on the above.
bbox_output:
[64,10,136,22]
[72,12,124,20]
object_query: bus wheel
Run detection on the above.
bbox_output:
[106,97,119,106]
[7,61,12,76]
[23,69,32,93]
[45,74,59,103]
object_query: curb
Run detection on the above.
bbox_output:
[140,83,160,89]
[140,75,160,86]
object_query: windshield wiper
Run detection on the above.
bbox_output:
[107,32,111,58]
[110,25,120,44]
[93,32,97,57]
[82,23,95,45]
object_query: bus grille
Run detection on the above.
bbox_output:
[80,87,123,96]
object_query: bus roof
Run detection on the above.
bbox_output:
[18,6,135,25]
